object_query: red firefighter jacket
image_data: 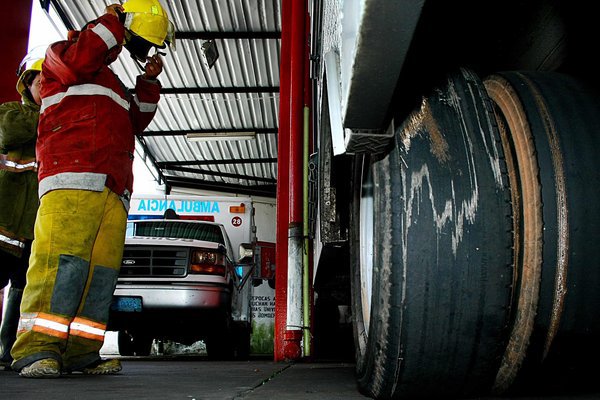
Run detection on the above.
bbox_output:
[37,13,160,209]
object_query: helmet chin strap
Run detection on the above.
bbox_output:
[123,30,166,72]
[127,51,166,74]
[128,49,166,72]
[131,54,147,72]
[124,29,152,66]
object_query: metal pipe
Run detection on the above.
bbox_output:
[302,7,313,358]
[286,223,303,357]
[302,105,311,357]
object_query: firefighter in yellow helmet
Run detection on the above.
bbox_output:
[10,1,174,378]
[0,56,43,369]
[121,0,175,64]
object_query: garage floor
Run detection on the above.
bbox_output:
[2,333,599,400]
[2,356,600,400]
[1,358,365,400]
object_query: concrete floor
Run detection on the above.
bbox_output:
[1,359,367,400]
[2,356,600,400]
[1,333,598,399]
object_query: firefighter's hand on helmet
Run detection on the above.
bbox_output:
[142,53,163,80]
[105,4,125,18]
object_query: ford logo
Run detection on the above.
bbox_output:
[123,259,136,265]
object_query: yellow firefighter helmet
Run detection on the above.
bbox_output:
[122,0,175,48]
[16,57,43,97]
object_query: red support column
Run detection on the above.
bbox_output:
[284,0,307,360]
[1,2,32,103]
[275,0,307,361]
[274,0,292,361]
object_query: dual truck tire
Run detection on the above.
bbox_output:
[350,69,600,398]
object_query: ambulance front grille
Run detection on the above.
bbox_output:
[119,246,189,277]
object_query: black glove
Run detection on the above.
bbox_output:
[116,9,126,24]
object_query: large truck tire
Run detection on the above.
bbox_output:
[485,72,600,393]
[349,68,514,398]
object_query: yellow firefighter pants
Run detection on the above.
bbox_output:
[11,187,126,371]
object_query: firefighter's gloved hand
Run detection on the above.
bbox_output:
[142,54,163,80]
[105,4,125,20]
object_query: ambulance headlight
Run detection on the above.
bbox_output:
[190,250,226,276]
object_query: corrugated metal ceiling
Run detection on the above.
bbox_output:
[45,0,281,197]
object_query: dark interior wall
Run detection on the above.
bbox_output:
[2,1,33,103]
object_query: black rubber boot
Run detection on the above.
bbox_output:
[0,287,24,368]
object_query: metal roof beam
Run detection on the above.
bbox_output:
[165,176,276,198]
[176,31,281,40]
[141,128,277,137]
[160,86,279,94]
[164,165,277,184]
[43,0,75,30]
[135,135,167,186]
[158,158,277,167]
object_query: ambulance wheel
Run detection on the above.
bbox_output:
[206,312,235,360]
[132,334,153,356]
[117,331,135,356]
[118,330,153,356]
[234,323,251,360]
[205,334,234,360]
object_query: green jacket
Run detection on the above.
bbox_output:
[0,94,40,257]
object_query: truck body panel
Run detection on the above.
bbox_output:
[310,0,600,397]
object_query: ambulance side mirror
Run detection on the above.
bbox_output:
[238,243,254,264]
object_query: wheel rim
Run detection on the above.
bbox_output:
[359,161,374,333]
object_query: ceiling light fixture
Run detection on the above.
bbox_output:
[186,131,256,141]
[201,39,219,69]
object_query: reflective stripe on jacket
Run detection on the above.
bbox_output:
[37,13,161,202]
[1,155,37,172]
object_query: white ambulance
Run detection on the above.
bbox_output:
[108,195,256,359]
